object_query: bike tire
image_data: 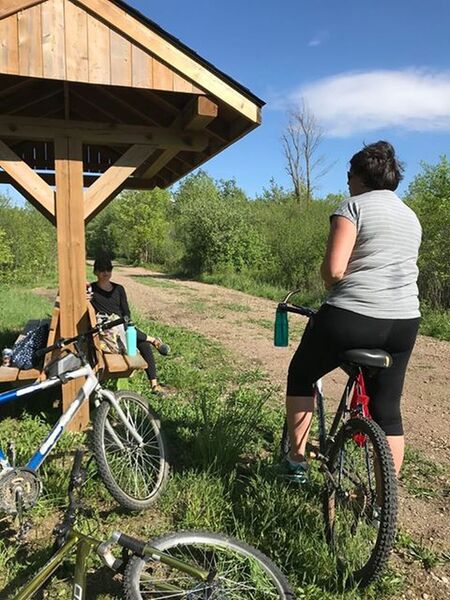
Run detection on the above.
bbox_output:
[323,417,397,588]
[92,391,169,511]
[123,530,295,599]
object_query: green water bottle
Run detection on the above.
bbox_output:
[274,305,289,347]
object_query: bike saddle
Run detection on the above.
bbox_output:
[340,349,392,369]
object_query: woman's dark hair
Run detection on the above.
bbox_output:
[93,254,113,272]
[349,141,404,191]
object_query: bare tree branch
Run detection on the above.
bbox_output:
[282,99,332,205]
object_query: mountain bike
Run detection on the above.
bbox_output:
[275,290,398,588]
[7,449,295,599]
[0,317,168,524]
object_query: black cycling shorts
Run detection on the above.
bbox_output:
[286,303,420,436]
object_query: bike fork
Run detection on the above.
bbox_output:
[96,390,144,449]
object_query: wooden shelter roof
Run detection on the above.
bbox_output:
[0,0,264,192]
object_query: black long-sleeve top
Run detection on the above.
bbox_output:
[90,282,131,319]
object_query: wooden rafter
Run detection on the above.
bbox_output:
[0,0,45,20]
[92,85,157,126]
[0,115,209,150]
[141,96,217,180]
[0,138,54,218]
[0,77,36,99]
[70,87,128,124]
[84,143,157,221]
[7,87,62,115]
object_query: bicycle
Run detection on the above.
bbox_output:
[6,448,295,599]
[0,317,168,526]
[275,290,398,588]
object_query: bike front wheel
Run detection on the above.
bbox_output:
[123,530,295,599]
[323,417,397,587]
[93,391,168,511]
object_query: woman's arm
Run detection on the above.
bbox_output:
[119,285,132,319]
[320,216,357,289]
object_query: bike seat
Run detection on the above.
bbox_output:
[340,349,392,369]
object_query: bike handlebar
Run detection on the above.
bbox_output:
[36,316,127,358]
[277,302,316,318]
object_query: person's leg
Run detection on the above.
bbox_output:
[386,435,404,475]
[366,318,420,475]
[286,396,314,461]
[136,329,158,388]
[285,305,341,465]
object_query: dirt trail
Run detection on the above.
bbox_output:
[114,265,450,598]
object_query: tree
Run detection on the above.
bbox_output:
[405,156,450,309]
[173,172,266,275]
[281,99,330,205]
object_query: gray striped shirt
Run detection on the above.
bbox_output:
[326,190,422,319]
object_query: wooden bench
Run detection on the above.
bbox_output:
[0,300,147,384]
[86,303,147,379]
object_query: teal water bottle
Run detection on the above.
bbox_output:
[274,305,289,347]
[126,322,137,356]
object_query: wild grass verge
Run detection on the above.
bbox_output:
[0,288,406,598]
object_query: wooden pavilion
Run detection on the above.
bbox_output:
[0,0,264,428]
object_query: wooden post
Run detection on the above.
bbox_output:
[54,137,89,430]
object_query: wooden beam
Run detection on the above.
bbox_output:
[84,143,156,221]
[7,88,62,115]
[0,170,163,190]
[54,137,89,430]
[0,138,55,217]
[74,0,261,122]
[0,78,35,99]
[0,115,209,150]
[92,85,157,125]
[0,0,45,20]
[141,96,217,180]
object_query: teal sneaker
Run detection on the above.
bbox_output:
[278,457,309,484]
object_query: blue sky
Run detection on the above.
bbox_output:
[3,0,450,202]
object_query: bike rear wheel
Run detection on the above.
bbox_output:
[124,530,295,599]
[323,417,397,587]
[93,391,168,511]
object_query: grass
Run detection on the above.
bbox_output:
[131,274,183,290]
[0,285,420,599]
[401,446,449,499]
[0,286,54,351]
[396,530,448,571]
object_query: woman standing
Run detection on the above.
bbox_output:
[282,141,421,482]
[90,255,170,396]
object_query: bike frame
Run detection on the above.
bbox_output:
[12,528,210,600]
[315,369,359,458]
[0,361,144,474]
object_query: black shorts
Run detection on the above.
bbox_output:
[287,304,420,436]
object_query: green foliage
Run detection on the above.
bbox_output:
[0,196,57,285]
[405,156,450,309]
[173,172,267,275]
[252,196,338,294]
[86,188,175,265]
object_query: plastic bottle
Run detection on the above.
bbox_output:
[274,306,289,347]
[126,322,137,356]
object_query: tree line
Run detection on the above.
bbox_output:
[86,156,449,311]
[0,155,448,312]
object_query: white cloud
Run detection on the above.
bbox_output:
[307,30,328,48]
[272,69,450,137]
